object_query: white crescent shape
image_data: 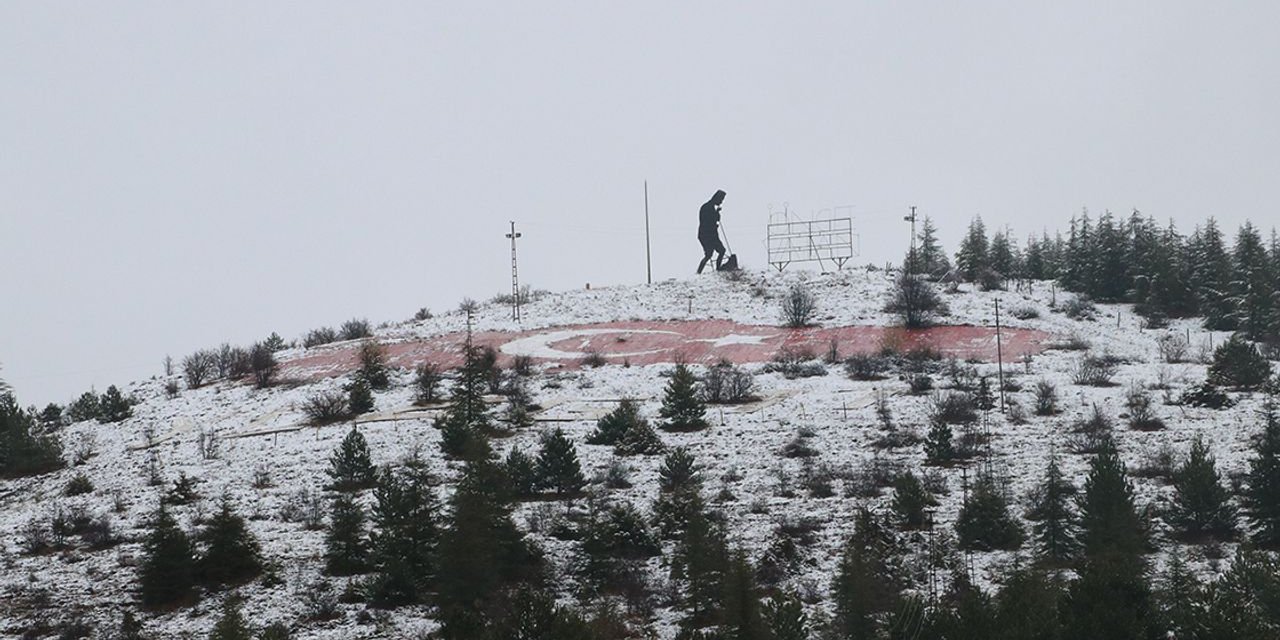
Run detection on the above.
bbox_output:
[500,328,685,360]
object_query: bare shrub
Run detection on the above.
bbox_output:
[884,272,948,328]
[1048,334,1091,352]
[1125,384,1164,431]
[458,298,479,315]
[339,318,372,341]
[196,429,221,460]
[413,307,433,322]
[763,347,826,379]
[1061,295,1097,320]
[930,391,978,425]
[780,283,818,328]
[413,363,444,405]
[303,390,349,425]
[844,354,889,381]
[251,464,272,489]
[250,342,278,388]
[303,327,338,348]
[1069,406,1114,454]
[279,488,326,529]
[1159,333,1190,364]
[701,361,757,404]
[1072,354,1119,386]
[1010,305,1040,320]
[1131,443,1178,483]
[182,350,217,389]
[215,343,252,380]
[71,432,97,466]
[580,350,607,368]
[843,456,903,498]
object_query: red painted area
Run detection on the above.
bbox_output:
[278,320,1052,381]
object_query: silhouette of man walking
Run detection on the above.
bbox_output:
[697,189,726,274]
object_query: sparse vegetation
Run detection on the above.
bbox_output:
[780,283,818,328]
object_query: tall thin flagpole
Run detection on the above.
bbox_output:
[645,180,652,284]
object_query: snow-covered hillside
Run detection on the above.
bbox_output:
[1,267,1272,638]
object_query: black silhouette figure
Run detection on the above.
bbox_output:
[696,190,726,274]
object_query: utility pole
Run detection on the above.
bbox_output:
[645,180,652,284]
[903,205,918,274]
[506,221,522,322]
[994,298,1006,412]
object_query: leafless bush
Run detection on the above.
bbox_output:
[763,347,827,379]
[251,342,278,388]
[1069,406,1114,454]
[413,307,433,322]
[702,361,757,404]
[801,459,837,498]
[458,298,479,315]
[1131,443,1178,483]
[339,318,372,341]
[300,578,341,621]
[780,283,818,328]
[303,327,338,348]
[215,343,252,380]
[1125,384,1164,431]
[1061,295,1097,320]
[252,464,273,489]
[196,428,221,460]
[580,350,607,368]
[279,488,326,529]
[1158,333,1190,363]
[844,353,889,381]
[183,350,217,388]
[930,391,978,425]
[1010,305,1040,320]
[1048,334,1091,352]
[71,432,97,466]
[413,363,444,405]
[164,380,180,398]
[303,390,349,425]
[1072,354,1119,386]
[843,456,903,498]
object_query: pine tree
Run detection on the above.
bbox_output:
[0,393,63,478]
[138,505,196,609]
[535,428,586,496]
[501,379,536,431]
[1188,219,1236,330]
[327,426,377,491]
[956,470,1024,551]
[368,465,441,606]
[955,216,990,282]
[654,448,705,539]
[891,472,934,530]
[208,596,252,640]
[1025,453,1078,565]
[249,342,277,388]
[412,363,443,405]
[909,216,951,279]
[98,385,133,423]
[355,339,390,390]
[436,343,494,461]
[1090,211,1129,301]
[923,421,955,465]
[928,571,997,640]
[346,378,374,415]
[670,508,729,631]
[588,398,642,445]
[659,363,709,432]
[1169,436,1237,542]
[993,565,1064,640]
[198,498,263,589]
[1200,547,1280,639]
[1233,222,1275,341]
[831,509,902,640]
[1208,332,1272,389]
[324,493,369,576]
[719,551,767,640]
[1060,213,1093,293]
[503,447,539,498]
[764,592,810,640]
[1244,402,1280,548]
[973,376,995,413]
[437,459,541,637]
[1153,553,1205,640]
[989,230,1017,280]
[1065,437,1152,640]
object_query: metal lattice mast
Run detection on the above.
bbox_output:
[506,221,522,322]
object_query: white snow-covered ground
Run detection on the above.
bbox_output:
[0,267,1270,638]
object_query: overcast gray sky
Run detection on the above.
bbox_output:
[3,2,1278,406]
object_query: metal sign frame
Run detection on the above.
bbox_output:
[766,206,859,272]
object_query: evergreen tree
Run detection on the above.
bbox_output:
[66,390,101,423]
[437,459,541,638]
[324,493,369,576]
[659,363,709,432]
[346,378,374,415]
[115,611,147,640]
[208,596,252,640]
[764,592,810,640]
[719,551,768,640]
[830,509,902,640]
[138,505,197,609]
[670,508,730,630]
[1188,219,1236,330]
[884,272,948,328]
[1059,213,1093,292]
[535,428,586,496]
[482,586,595,640]
[923,421,955,465]
[588,398,642,445]
[992,565,1064,640]
[1200,547,1280,639]
[973,376,995,413]
[956,470,1024,551]
[0,393,63,478]
[989,229,1017,279]
[198,498,263,589]
[501,379,536,432]
[412,362,443,405]
[436,343,494,461]
[368,465,441,606]
[1168,436,1238,542]
[891,472,934,530]
[908,216,951,278]
[1154,553,1205,640]
[503,447,539,498]
[654,447,705,539]
[1208,332,1272,389]
[98,385,133,423]
[249,342,277,388]
[955,216,990,282]
[1065,437,1152,640]
[355,339,391,390]
[927,572,997,640]
[1025,453,1078,565]
[1233,222,1275,342]
[1090,211,1129,301]
[1244,402,1280,548]
[327,426,377,491]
